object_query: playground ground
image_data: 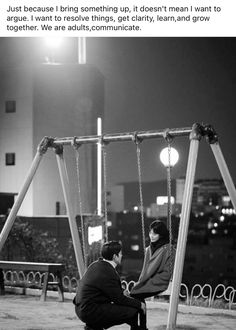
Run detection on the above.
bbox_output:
[0,293,236,330]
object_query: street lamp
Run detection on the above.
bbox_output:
[43,37,63,64]
[160,147,179,168]
[44,37,63,49]
[159,146,179,230]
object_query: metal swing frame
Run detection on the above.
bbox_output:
[0,123,236,330]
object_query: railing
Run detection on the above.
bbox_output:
[2,270,236,310]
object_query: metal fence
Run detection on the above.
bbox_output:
[2,270,236,310]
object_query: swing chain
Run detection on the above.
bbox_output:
[163,128,173,145]
[163,129,174,278]
[72,138,87,268]
[132,131,143,145]
[167,142,174,278]
[133,132,146,255]
[72,136,81,150]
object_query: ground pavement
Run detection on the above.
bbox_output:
[0,294,236,330]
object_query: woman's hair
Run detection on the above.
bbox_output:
[149,220,169,238]
[101,241,122,260]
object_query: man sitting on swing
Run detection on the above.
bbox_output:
[73,241,146,330]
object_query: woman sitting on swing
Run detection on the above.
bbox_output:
[130,219,174,330]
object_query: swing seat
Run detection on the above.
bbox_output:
[158,280,172,296]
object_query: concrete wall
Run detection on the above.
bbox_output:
[32,64,104,215]
[0,64,104,216]
[0,66,34,215]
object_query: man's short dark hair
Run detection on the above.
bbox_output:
[101,241,122,260]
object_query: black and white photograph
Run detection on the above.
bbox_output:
[0,36,236,330]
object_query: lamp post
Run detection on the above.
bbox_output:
[160,147,179,229]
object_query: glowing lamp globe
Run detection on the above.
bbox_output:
[44,37,63,49]
[160,147,179,168]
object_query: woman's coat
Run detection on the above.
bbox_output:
[131,243,173,295]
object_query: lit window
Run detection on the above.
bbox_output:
[131,245,139,251]
[220,216,225,222]
[5,153,15,166]
[156,196,175,205]
[5,100,16,113]
[222,196,230,203]
[88,225,102,245]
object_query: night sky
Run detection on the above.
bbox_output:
[1,37,236,187]
[89,38,236,186]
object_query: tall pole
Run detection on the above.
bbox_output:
[97,118,103,216]
[78,37,86,64]
[0,138,49,252]
[166,124,202,330]
[55,147,85,278]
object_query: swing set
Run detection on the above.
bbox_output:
[1,122,236,330]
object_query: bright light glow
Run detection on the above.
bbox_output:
[211,229,217,235]
[213,222,218,228]
[131,245,139,251]
[222,196,230,202]
[44,37,63,49]
[220,215,225,222]
[222,208,235,215]
[160,147,179,167]
[133,206,139,212]
[88,226,103,245]
[156,196,175,205]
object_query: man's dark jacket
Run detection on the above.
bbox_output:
[74,258,141,324]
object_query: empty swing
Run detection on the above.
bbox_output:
[133,132,175,297]
[73,137,110,268]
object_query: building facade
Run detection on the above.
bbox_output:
[108,177,233,218]
[0,51,104,216]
